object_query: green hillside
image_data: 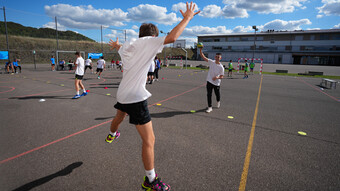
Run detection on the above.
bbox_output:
[0,21,94,42]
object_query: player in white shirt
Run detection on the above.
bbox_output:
[147,59,155,84]
[96,56,106,79]
[106,2,200,190]
[85,57,93,74]
[199,46,224,113]
[72,52,88,99]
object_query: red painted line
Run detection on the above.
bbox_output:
[0,83,205,165]
[0,86,15,94]
[0,120,111,165]
[296,77,339,102]
[149,83,206,106]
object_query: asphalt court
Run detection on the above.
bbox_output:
[0,66,339,191]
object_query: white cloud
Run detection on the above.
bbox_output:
[222,5,249,19]
[200,5,223,18]
[132,25,139,30]
[44,4,128,29]
[172,2,199,12]
[104,28,139,42]
[317,0,340,16]
[232,26,253,33]
[260,19,312,31]
[333,23,340,29]
[182,25,232,37]
[222,0,307,14]
[43,21,67,31]
[127,4,181,25]
[316,14,324,18]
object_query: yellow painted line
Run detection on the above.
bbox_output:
[239,74,263,191]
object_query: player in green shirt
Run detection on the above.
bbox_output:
[250,59,255,74]
[243,60,249,79]
[227,60,233,77]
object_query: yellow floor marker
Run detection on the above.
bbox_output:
[156,103,162,106]
[298,131,307,136]
[60,84,64,86]
[106,93,111,96]
[228,116,234,119]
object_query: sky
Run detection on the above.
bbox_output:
[1,0,340,47]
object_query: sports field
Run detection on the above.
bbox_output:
[0,65,339,190]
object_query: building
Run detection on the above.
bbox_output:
[197,29,340,65]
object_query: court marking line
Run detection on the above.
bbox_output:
[0,86,15,94]
[0,83,206,165]
[239,74,263,191]
[296,77,339,102]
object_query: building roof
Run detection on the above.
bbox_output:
[197,29,340,38]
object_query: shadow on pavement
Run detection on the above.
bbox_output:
[151,109,205,118]
[9,95,73,100]
[12,162,83,191]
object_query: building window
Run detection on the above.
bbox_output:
[214,39,220,42]
[320,34,330,40]
[256,36,263,41]
[212,46,222,50]
[203,39,212,42]
[295,36,303,41]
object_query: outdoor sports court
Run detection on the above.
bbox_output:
[1,65,339,190]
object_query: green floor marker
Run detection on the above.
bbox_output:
[106,93,111,96]
[60,84,64,86]
[190,110,196,113]
[298,131,307,136]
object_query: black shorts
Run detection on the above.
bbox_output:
[148,72,154,76]
[228,69,232,71]
[75,74,83,80]
[96,68,103,72]
[85,65,92,70]
[114,100,151,125]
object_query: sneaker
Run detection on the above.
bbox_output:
[72,95,81,99]
[217,101,221,108]
[142,175,170,191]
[97,76,100,79]
[81,92,88,96]
[205,107,213,113]
[105,131,120,143]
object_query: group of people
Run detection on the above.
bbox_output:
[4,59,21,74]
[110,59,122,70]
[226,59,255,78]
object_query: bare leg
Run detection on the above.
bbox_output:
[110,109,126,132]
[79,80,85,90]
[75,80,80,93]
[136,121,155,171]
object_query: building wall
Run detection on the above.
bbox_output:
[197,30,340,65]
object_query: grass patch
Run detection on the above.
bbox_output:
[166,66,340,79]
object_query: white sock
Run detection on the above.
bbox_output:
[110,131,116,137]
[146,169,156,182]
[83,89,86,93]
[76,91,80,95]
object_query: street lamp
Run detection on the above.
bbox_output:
[252,25,258,61]
[1,7,10,62]
[160,30,169,65]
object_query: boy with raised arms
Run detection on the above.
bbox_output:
[107,2,200,190]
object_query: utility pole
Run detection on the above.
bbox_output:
[101,25,103,53]
[55,17,59,50]
[124,30,127,42]
[2,7,10,61]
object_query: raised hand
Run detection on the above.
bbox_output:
[179,2,201,20]
[109,37,120,50]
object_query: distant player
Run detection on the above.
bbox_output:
[96,56,106,79]
[5,61,14,73]
[227,60,233,77]
[250,59,255,75]
[243,60,249,79]
[51,55,56,71]
[72,52,87,99]
[85,56,93,73]
[107,2,200,190]
[199,45,224,113]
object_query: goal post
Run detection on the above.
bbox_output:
[56,50,85,70]
[237,58,263,75]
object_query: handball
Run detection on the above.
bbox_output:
[197,42,203,48]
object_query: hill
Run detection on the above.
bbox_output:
[0,21,94,42]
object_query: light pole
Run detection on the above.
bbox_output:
[160,30,169,65]
[252,25,258,61]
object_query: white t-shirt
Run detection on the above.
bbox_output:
[206,59,224,86]
[148,60,155,72]
[97,59,105,69]
[85,59,92,66]
[117,36,165,104]
[75,57,85,76]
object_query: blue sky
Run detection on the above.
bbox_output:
[1,0,340,47]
